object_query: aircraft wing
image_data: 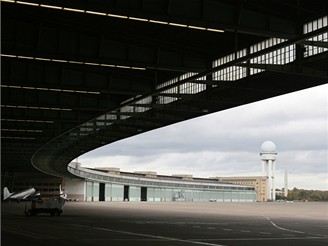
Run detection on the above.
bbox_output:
[22,193,38,200]
[22,194,32,200]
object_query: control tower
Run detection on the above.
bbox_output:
[260,141,277,201]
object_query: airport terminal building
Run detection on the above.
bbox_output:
[213,176,268,202]
[65,163,256,202]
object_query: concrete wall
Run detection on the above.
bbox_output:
[64,178,85,201]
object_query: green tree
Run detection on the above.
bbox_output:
[286,188,328,201]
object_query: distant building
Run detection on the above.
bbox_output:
[67,162,257,202]
[211,176,268,202]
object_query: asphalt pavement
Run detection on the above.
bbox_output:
[2,201,328,246]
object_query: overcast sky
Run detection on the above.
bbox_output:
[79,84,327,191]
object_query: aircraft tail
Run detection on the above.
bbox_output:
[3,187,13,200]
[59,185,67,199]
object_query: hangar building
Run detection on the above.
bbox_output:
[60,162,257,202]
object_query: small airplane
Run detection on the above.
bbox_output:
[3,187,37,202]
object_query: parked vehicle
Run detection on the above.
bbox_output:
[25,197,65,217]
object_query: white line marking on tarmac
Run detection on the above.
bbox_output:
[130,221,229,226]
[264,216,306,234]
[189,236,328,241]
[70,224,227,246]
[260,232,271,235]
[223,228,232,231]
[311,233,328,237]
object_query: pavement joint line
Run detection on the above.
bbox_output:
[70,223,228,246]
[2,226,57,240]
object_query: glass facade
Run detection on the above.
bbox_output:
[105,183,111,201]
[111,184,124,201]
[129,186,141,202]
[86,181,93,201]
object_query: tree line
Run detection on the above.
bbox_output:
[278,187,328,201]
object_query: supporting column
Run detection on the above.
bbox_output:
[265,160,270,200]
[271,160,275,201]
[261,160,266,175]
[284,170,288,197]
[268,160,272,200]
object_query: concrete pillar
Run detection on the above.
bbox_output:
[284,170,288,197]
[271,161,275,201]
[261,160,266,176]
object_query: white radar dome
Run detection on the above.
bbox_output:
[261,141,276,153]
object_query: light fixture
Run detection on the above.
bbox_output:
[188,25,206,30]
[63,7,84,13]
[1,136,36,140]
[40,4,61,10]
[2,128,43,132]
[149,20,168,25]
[0,54,146,71]
[128,17,148,22]
[107,13,128,19]
[85,10,106,16]
[16,1,37,6]
[1,84,100,95]
[1,118,54,123]
[1,104,72,111]
[206,28,225,33]
[1,0,224,33]
[168,22,187,28]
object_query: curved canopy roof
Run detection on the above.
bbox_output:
[1,0,327,177]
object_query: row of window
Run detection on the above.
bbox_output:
[157,16,327,99]
[69,167,254,191]
[303,16,328,57]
